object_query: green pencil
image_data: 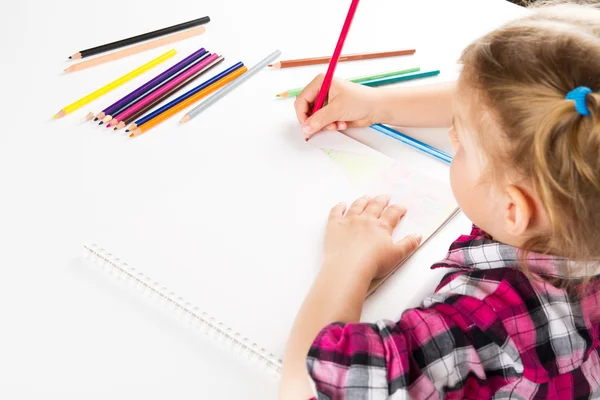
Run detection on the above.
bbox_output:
[276,67,420,98]
[361,69,440,87]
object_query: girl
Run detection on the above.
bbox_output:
[280,2,600,399]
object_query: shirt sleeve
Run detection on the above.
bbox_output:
[306,299,492,399]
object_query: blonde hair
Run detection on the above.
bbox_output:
[459,1,600,267]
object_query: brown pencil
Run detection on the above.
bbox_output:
[65,26,206,73]
[268,49,415,69]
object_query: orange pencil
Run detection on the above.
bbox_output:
[65,26,206,73]
[129,66,248,137]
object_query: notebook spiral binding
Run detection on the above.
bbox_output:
[83,244,282,377]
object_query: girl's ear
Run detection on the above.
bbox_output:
[503,185,533,237]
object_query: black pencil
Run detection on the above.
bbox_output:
[68,16,210,60]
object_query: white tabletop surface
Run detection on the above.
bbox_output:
[1,0,527,398]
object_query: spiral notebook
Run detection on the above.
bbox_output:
[82,127,458,377]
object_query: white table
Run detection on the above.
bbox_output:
[1,1,526,398]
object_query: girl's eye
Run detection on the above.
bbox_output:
[448,126,460,151]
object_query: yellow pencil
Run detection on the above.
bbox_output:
[54,49,176,119]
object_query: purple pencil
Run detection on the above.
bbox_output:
[86,47,207,122]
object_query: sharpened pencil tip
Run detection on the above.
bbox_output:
[129,133,134,138]
[268,64,273,67]
[125,130,129,133]
[99,122,104,126]
[54,110,66,119]
[68,56,72,59]
[180,115,191,124]
[94,118,98,121]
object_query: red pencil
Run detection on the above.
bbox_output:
[311,0,360,114]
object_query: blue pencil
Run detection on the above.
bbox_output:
[370,124,453,164]
[126,62,245,132]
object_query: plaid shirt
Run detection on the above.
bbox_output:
[307,226,600,399]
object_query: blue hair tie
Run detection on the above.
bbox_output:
[566,86,592,116]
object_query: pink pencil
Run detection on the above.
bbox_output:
[311,0,360,115]
[107,53,219,127]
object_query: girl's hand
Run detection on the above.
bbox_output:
[295,74,380,140]
[323,195,422,280]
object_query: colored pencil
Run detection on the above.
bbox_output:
[69,16,210,60]
[268,49,415,69]
[97,51,212,123]
[361,70,440,87]
[181,50,281,123]
[64,26,205,73]
[312,0,361,114]
[276,67,420,98]
[112,56,225,130]
[370,124,453,164]
[107,53,219,127]
[126,62,245,132]
[92,47,208,123]
[54,50,175,119]
[130,66,248,137]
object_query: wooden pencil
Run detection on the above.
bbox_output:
[276,67,420,98]
[108,55,225,129]
[92,48,208,124]
[182,50,281,123]
[130,66,248,137]
[69,16,210,59]
[54,50,175,118]
[64,26,206,73]
[268,49,415,69]
[126,62,245,132]
[106,53,219,127]
[312,0,361,114]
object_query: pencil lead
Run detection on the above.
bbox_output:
[68,56,72,60]
[94,118,98,121]
[54,110,66,119]
[99,122,104,125]
[125,130,129,133]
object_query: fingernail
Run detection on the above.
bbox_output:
[302,125,311,134]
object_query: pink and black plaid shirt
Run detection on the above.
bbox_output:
[307,226,600,399]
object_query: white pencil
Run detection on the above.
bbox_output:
[180,50,281,123]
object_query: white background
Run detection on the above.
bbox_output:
[1,0,526,398]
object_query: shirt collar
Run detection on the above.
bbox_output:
[431,225,600,279]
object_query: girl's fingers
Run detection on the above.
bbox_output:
[380,204,407,231]
[363,195,390,218]
[328,202,346,221]
[346,196,370,216]
[394,233,422,260]
[294,74,325,124]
